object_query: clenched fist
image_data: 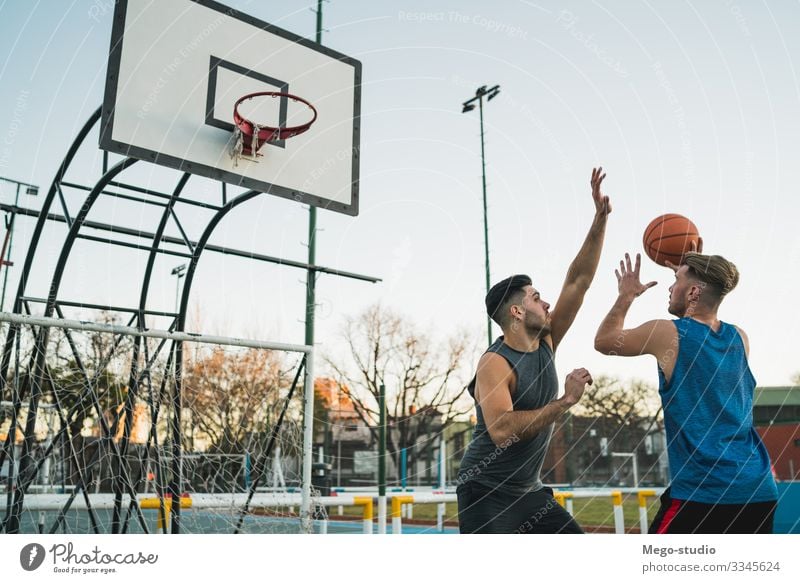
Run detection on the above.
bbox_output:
[562,368,593,407]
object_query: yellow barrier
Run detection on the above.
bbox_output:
[140,495,192,532]
[553,492,573,507]
[611,491,624,534]
[391,496,415,534]
[553,492,574,516]
[638,489,656,507]
[353,496,373,534]
[611,490,658,534]
[637,489,657,534]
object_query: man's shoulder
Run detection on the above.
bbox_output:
[730,323,747,335]
[478,350,512,370]
[730,323,750,355]
[636,319,679,356]
[650,319,679,342]
[639,318,678,334]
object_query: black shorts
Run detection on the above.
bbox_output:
[457,480,583,534]
[649,487,777,534]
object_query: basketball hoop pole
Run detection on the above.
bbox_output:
[300,0,325,533]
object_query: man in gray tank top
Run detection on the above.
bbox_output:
[457,168,611,533]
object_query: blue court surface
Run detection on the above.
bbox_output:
[12,509,458,534]
[315,521,458,534]
[775,482,800,534]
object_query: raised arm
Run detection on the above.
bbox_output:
[595,252,674,358]
[549,167,612,350]
[475,352,592,446]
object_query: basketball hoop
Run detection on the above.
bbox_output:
[230,91,318,165]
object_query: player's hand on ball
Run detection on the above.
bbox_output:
[664,239,702,272]
[616,253,657,299]
[562,368,593,407]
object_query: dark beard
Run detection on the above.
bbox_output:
[526,321,551,338]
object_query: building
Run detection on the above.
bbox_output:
[544,413,666,487]
[542,385,800,487]
[754,386,800,481]
[442,418,475,485]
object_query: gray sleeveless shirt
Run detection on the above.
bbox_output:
[457,336,559,494]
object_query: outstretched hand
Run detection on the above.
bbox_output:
[591,167,612,217]
[616,253,657,299]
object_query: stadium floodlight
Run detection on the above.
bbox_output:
[459,84,501,346]
[171,264,187,312]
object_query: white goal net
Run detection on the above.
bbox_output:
[0,313,318,534]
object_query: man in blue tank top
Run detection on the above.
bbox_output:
[595,250,778,533]
[457,168,610,533]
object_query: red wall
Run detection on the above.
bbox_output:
[756,424,800,481]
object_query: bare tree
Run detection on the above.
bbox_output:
[44,312,132,441]
[325,304,476,478]
[572,375,662,448]
[791,372,800,386]
[564,376,665,485]
[182,346,297,454]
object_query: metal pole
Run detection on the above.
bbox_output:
[315,0,323,44]
[612,491,625,534]
[305,0,322,356]
[0,176,38,311]
[0,184,20,311]
[437,438,446,532]
[170,340,182,534]
[336,438,341,487]
[0,199,380,283]
[401,448,407,489]
[299,0,324,536]
[300,349,315,532]
[0,214,15,312]
[378,383,387,534]
[171,264,186,314]
[478,96,492,345]
[0,312,313,353]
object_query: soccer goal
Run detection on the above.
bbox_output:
[0,312,318,534]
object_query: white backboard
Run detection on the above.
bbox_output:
[100,0,361,215]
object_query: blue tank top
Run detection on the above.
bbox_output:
[658,318,777,504]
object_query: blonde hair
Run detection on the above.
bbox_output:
[683,252,740,299]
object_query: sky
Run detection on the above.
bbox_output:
[0,0,799,392]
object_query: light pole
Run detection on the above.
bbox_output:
[0,176,39,311]
[170,264,187,313]
[462,84,500,346]
[170,263,188,457]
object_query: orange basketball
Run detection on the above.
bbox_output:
[643,213,700,267]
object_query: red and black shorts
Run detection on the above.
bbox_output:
[649,487,777,534]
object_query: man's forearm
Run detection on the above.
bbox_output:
[595,294,634,350]
[565,214,608,288]
[494,398,572,444]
